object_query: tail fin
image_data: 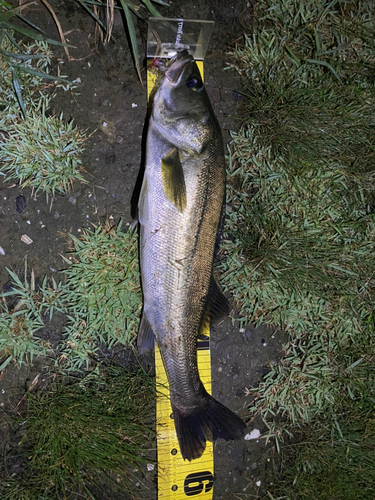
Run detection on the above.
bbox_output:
[171,396,245,461]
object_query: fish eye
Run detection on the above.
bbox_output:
[186,76,203,91]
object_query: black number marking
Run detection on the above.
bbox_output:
[183,471,214,496]
[197,339,209,351]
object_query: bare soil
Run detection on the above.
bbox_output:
[0,1,286,498]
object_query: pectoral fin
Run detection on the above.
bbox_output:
[161,148,187,212]
[137,176,148,226]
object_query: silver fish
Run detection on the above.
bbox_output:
[137,50,245,461]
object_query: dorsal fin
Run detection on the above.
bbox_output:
[161,148,187,212]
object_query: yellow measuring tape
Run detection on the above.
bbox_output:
[147,60,214,500]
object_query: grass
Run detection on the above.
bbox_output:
[0,103,87,197]
[0,267,58,371]
[0,31,87,198]
[0,1,69,117]
[0,364,155,500]
[268,358,375,500]
[0,221,141,371]
[59,221,141,369]
[220,0,375,496]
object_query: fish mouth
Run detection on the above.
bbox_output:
[165,50,193,85]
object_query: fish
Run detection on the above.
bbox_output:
[137,50,245,461]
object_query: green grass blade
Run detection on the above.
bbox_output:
[119,0,142,82]
[11,64,68,82]
[16,13,46,34]
[0,21,74,47]
[141,0,162,17]
[149,0,170,6]
[11,67,27,119]
[305,58,342,83]
[0,4,24,22]
[0,49,48,60]
[125,1,142,18]
[0,356,13,371]
[346,358,364,371]
[4,29,23,52]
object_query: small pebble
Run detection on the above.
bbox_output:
[256,480,261,487]
[16,194,26,213]
[244,429,261,440]
[245,329,252,340]
[0,246,5,256]
[21,234,33,245]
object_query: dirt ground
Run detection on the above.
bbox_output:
[0,1,286,498]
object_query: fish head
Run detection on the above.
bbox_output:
[151,50,218,154]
